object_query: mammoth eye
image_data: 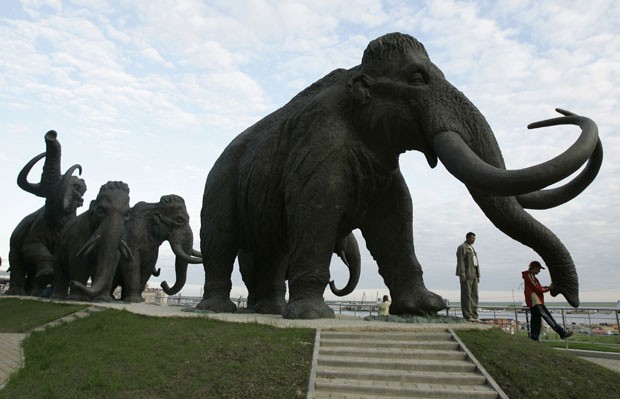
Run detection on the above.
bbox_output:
[176,217,186,224]
[95,205,106,216]
[408,72,425,85]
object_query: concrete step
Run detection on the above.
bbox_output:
[320,331,453,342]
[319,346,467,361]
[314,378,498,398]
[316,367,488,385]
[310,329,505,399]
[318,355,476,373]
[320,337,460,350]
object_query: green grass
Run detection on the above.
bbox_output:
[456,328,620,399]
[544,340,620,353]
[2,299,619,399]
[0,308,314,399]
[0,298,87,332]
[513,329,620,353]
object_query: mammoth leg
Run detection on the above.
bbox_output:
[120,255,143,303]
[361,172,446,316]
[283,205,338,319]
[20,243,54,296]
[239,250,286,314]
[197,195,240,312]
[197,160,240,313]
[238,249,257,311]
[51,264,70,300]
[6,250,27,295]
[197,230,238,312]
[253,252,287,315]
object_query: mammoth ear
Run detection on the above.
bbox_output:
[152,212,162,225]
[348,73,372,105]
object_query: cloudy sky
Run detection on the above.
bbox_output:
[1,0,618,305]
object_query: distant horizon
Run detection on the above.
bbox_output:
[2,267,616,305]
[153,282,620,305]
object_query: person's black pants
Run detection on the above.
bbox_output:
[529,304,567,340]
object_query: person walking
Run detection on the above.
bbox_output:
[522,261,573,341]
[456,232,479,321]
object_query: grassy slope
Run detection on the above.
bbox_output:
[0,298,87,332]
[0,308,314,399]
[2,298,618,399]
[456,328,620,399]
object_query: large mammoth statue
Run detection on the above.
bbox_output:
[52,181,132,301]
[114,194,202,303]
[198,33,602,319]
[7,130,86,296]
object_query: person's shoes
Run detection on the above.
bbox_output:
[467,317,480,322]
[561,331,574,339]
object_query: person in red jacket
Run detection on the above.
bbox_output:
[522,261,573,341]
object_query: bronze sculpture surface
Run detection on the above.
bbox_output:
[7,131,86,296]
[198,33,601,319]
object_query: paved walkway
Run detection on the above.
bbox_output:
[1,299,619,391]
[0,333,24,389]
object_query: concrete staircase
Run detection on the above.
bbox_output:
[308,329,506,399]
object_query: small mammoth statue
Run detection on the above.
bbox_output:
[114,194,202,303]
[7,130,86,296]
[52,181,132,301]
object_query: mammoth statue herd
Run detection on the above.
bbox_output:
[6,132,202,302]
[4,33,603,319]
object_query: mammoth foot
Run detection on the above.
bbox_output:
[283,298,335,319]
[196,297,237,313]
[4,287,26,296]
[67,293,90,302]
[254,298,286,315]
[122,294,145,303]
[91,294,116,302]
[390,288,447,316]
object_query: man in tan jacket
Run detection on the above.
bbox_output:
[456,232,480,321]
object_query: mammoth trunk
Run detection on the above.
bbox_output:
[71,223,124,298]
[161,238,201,295]
[471,192,579,306]
[41,130,61,194]
[160,257,188,295]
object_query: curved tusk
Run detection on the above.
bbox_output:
[119,240,134,262]
[16,152,47,197]
[161,280,174,294]
[433,111,599,196]
[76,234,102,257]
[55,164,83,210]
[152,267,161,277]
[329,234,361,297]
[517,138,603,209]
[191,249,202,258]
[329,249,352,296]
[171,244,203,264]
